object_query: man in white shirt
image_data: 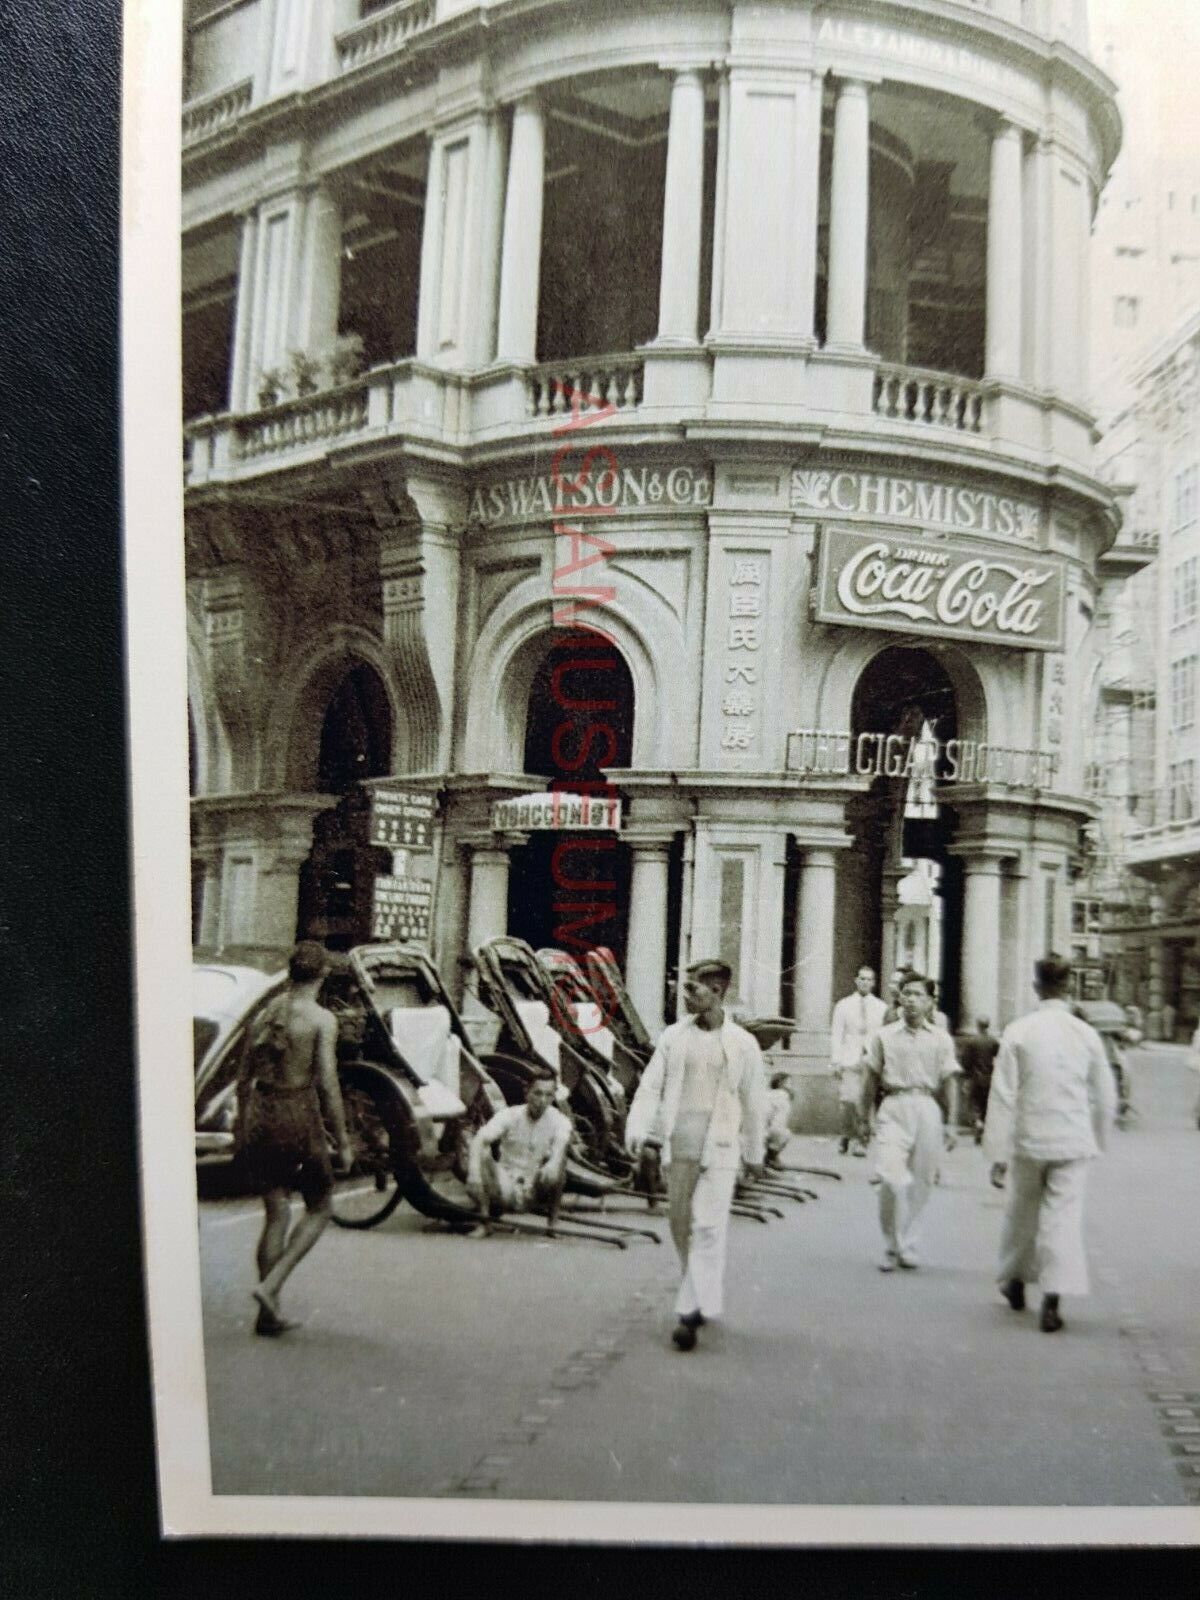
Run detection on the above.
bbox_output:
[626,959,767,1352]
[983,954,1117,1333]
[830,965,887,1155]
[467,1078,573,1235]
[861,972,961,1270]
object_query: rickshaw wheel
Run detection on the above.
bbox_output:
[330,1077,405,1230]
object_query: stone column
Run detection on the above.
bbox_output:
[625,836,674,1034]
[960,855,1005,1029]
[793,847,839,1060]
[292,184,343,363]
[466,841,512,954]
[826,79,871,350]
[474,109,510,365]
[495,94,545,363]
[228,208,259,413]
[880,866,903,984]
[986,120,1024,382]
[656,68,707,344]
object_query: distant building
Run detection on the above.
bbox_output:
[1090,309,1200,1039]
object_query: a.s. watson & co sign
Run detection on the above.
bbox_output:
[814,527,1066,651]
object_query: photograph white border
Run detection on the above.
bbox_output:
[123,0,1198,1545]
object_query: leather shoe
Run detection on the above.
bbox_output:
[671,1319,698,1351]
[1001,1279,1026,1312]
[1040,1296,1064,1333]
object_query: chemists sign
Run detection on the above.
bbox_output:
[814,526,1066,652]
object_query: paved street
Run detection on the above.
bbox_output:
[200,1048,1200,1506]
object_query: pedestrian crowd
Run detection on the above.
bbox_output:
[231,943,1129,1351]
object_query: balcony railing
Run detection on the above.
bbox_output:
[525,355,644,419]
[182,77,253,149]
[335,0,437,74]
[1126,786,1200,861]
[873,363,985,434]
[235,381,371,461]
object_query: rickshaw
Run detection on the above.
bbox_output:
[536,946,646,1101]
[318,942,512,1228]
[1074,998,1138,1127]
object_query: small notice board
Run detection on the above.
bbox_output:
[369,788,435,851]
[371,874,434,943]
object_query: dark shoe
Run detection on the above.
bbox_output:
[1040,1296,1064,1333]
[1001,1279,1026,1312]
[671,1318,699,1351]
[878,1249,898,1273]
[838,1136,850,1154]
[254,1308,302,1337]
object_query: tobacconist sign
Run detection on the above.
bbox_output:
[491,791,622,833]
[813,526,1066,652]
[369,787,435,851]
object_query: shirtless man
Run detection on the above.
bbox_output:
[235,941,352,1336]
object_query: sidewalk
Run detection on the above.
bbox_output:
[200,1049,1200,1506]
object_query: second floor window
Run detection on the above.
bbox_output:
[1114,295,1141,329]
[1169,655,1197,731]
[1167,760,1196,821]
[1173,556,1199,629]
[1171,464,1199,536]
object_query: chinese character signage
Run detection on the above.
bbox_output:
[371,875,434,943]
[721,554,765,754]
[813,527,1066,652]
[369,788,436,851]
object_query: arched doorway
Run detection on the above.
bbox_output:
[316,662,392,794]
[845,644,966,1025]
[506,630,636,967]
[295,661,395,948]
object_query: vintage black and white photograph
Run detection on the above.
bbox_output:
[127,0,1199,1540]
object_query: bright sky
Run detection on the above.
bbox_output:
[1090,0,1200,163]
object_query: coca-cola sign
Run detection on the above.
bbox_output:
[814,527,1066,651]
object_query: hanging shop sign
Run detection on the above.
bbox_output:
[368,787,436,851]
[468,466,712,527]
[786,729,1058,791]
[813,526,1067,651]
[371,874,433,942]
[792,468,1042,541]
[491,791,622,833]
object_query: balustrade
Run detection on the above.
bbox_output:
[525,356,644,419]
[336,0,437,73]
[873,363,985,434]
[182,78,253,148]
[235,382,371,460]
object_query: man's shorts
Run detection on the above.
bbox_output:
[241,1085,334,1207]
[490,1165,561,1214]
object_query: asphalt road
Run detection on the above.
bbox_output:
[200,1047,1200,1507]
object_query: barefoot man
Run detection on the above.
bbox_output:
[466,1077,572,1235]
[235,941,352,1336]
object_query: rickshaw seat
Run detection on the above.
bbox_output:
[514,999,562,1074]
[388,1004,462,1099]
[572,1002,615,1062]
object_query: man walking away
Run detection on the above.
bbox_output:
[984,954,1117,1333]
[830,966,887,1155]
[860,972,961,1271]
[957,1017,1000,1144]
[466,1078,572,1235]
[626,960,767,1352]
[235,941,353,1336]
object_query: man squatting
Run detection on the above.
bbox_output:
[626,959,768,1352]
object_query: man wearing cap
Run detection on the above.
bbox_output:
[860,971,961,1271]
[625,959,768,1351]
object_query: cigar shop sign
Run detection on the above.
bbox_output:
[814,526,1066,652]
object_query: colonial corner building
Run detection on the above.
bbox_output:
[183,0,1147,1098]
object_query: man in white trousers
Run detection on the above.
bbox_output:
[830,965,888,1155]
[983,953,1117,1333]
[860,972,960,1271]
[625,959,767,1352]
